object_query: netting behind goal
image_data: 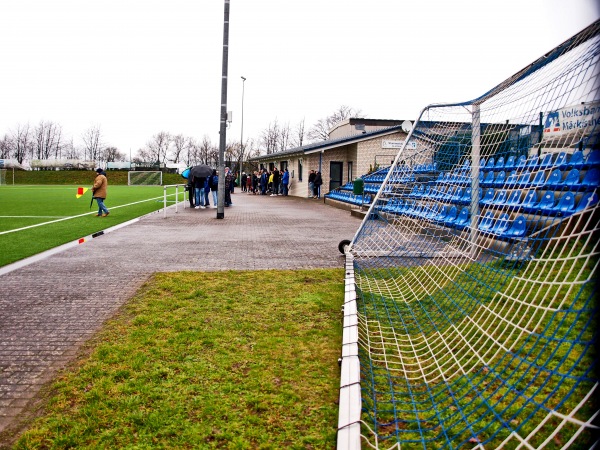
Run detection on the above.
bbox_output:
[128,171,163,186]
[339,21,599,449]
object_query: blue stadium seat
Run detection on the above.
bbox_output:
[538,153,554,169]
[560,169,581,190]
[491,213,511,234]
[481,171,495,188]
[491,190,508,206]
[497,215,527,239]
[544,169,562,189]
[516,171,532,187]
[515,155,527,170]
[554,152,568,168]
[521,190,538,210]
[443,206,458,227]
[523,191,555,214]
[494,156,505,171]
[549,192,576,216]
[481,188,495,206]
[454,207,470,230]
[580,168,599,190]
[504,155,516,170]
[433,206,449,223]
[505,171,518,186]
[478,211,495,232]
[505,190,522,208]
[574,192,599,213]
[493,171,506,188]
[526,155,540,170]
[450,187,464,203]
[568,150,585,169]
[583,150,600,168]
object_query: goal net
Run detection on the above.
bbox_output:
[338,21,599,449]
[128,171,163,186]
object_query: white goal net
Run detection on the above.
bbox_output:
[128,171,163,186]
[338,21,599,449]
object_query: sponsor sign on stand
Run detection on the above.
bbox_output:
[543,102,600,138]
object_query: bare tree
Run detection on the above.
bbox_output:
[63,139,82,159]
[0,134,13,159]
[307,105,364,142]
[291,118,306,148]
[103,146,126,162]
[278,121,291,152]
[144,131,171,164]
[170,134,187,163]
[260,119,280,154]
[81,125,104,161]
[33,120,63,159]
[10,123,32,164]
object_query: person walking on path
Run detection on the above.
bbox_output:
[92,168,110,217]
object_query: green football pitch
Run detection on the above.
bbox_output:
[0,185,186,267]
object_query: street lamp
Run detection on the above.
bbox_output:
[240,76,246,187]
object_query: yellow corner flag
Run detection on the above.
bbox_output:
[76,187,89,198]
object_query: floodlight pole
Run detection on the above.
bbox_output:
[217,0,230,219]
[240,76,246,184]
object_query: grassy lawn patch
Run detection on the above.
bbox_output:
[14,269,344,449]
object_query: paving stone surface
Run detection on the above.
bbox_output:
[0,192,360,441]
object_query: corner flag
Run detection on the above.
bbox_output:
[76,187,89,198]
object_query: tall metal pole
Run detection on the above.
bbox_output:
[217,0,230,219]
[240,76,246,183]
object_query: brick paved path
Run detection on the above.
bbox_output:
[0,193,360,443]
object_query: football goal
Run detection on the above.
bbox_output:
[128,171,163,186]
[338,21,599,449]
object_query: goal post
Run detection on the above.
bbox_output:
[127,171,163,186]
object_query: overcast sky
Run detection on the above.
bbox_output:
[1,0,599,157]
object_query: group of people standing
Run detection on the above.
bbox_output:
[187,168,220,209]
[238,167,291,196]
[187,166,324,205]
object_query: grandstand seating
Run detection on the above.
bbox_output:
[325,149,598,242]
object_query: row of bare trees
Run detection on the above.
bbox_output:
[0,105,363,166]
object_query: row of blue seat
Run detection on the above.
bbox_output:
[327,190,372,205]
[461,150,600,172]
[431,167,599,190]
[379,201,529,240]
[405,185,597,216]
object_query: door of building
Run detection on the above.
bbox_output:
[329,161,343,191]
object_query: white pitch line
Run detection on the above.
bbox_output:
[0,195,171,236]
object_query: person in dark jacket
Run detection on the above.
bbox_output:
[313,171,323,199]
[308,170,316,198]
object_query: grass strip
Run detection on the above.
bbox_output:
[14,268,344,449]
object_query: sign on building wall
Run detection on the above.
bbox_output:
[382,140,417,150]
[543,101,600,138]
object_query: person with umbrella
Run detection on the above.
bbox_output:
[92,168,110,217]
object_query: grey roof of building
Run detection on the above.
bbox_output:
[248,124,405,162]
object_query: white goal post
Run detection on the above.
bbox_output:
[128,171,163,186]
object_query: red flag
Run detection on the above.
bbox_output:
[76,187,89,198]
